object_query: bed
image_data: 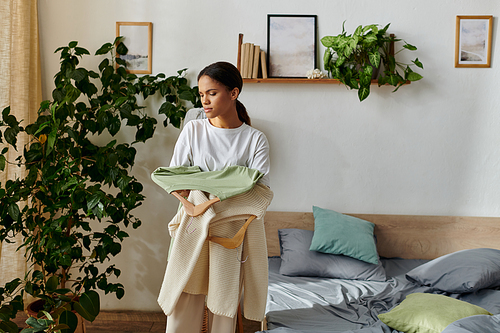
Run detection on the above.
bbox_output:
[257,208,500,333]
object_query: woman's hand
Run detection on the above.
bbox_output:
[175,190,191,198]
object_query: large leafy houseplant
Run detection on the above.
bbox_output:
[322,23,423,101]
[0,38,200,332]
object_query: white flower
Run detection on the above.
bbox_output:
[306,68,327,79]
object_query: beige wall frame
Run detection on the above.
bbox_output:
[116,22,153,74]
[455,15,493,68]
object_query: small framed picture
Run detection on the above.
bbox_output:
[455,15,493,68]
[267,14,317,78]
[116,22,153,74]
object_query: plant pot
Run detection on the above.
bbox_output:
[26,299,86,333]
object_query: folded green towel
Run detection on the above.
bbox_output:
[151,165,263,201]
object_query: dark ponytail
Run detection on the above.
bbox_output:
[198,61,251,126]
[235,100,251,126]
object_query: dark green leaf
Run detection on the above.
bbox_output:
[0,320,19,333]
[53,46,65,53]
[178,90,195,101]
[109,242,121,256]
[46,275,59,293]
[116,287,125,299]
[83,235,91,250]
[368,51,381,68]
[98,58,110,72]
[46,126,57,156]
[387,56,396,72]
[2,106,11,119]
[358,87,370,101]
[388,74,401,86]
[413,58,424,69]
[116,43,128,56]
[4,127,19,148]
[159,101,175,116]
[403,43,417,51]
[60,254,72,267]
[95,43,113,56]
[52,89,65,102]
[87,193,102,211]
[61,177,79,192]
[107,153,119,167]
[407,72,423,81]
[74,47,90,56]
[360,72,372,86]
[0,311,11,323]
[125,115,141,127]
[59,310,78,333]
[71,68,87,82]
[24,316,48,330]
[5,278,22,294]
[114,97,127,107]
[32,271,44,281]
[320,36,335,48]
[377,75,387,86]
[65,85,81,104]
[74,291,99,322]
[54,288,72,295]
[52,324,71,331]
[97,277,108,290]
[108,117,121,136]
[7,204,19,221]
[116,58,127,66]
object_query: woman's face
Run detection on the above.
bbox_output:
[198,75,239,122]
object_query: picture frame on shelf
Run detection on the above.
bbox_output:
[116,22,153,74]
[267,14,317,78]
[455,15,493,68]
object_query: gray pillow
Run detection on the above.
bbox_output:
[406,248,500,293]
[441,314,500,333]
[279,228,386,281]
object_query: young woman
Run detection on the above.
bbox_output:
[165,61,271,333]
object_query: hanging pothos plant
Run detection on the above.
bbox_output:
[322,23,423,101]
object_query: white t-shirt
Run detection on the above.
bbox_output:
[169,119,270,187]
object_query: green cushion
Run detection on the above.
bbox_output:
[378,293,492,333]
[309,206,378,265]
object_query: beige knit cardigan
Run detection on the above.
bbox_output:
[157,184,273,321]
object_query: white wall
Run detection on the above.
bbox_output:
[38,0,500,311]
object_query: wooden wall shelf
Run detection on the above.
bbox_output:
[237,34,409,87]
[243,78,383,84]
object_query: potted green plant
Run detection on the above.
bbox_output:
[0,38,200,333]
[321,22,423,101]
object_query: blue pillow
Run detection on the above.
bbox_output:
[279,228,386,281]
[406,248,500,293]
[309,206,379,265]
[441,314,500,333]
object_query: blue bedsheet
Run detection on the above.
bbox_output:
[258,257,500,333]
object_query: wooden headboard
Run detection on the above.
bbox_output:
[264,211,500,259]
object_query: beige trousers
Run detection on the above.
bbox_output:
[165,292,237,333]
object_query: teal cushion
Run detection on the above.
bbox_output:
[378,293,492,333]
[309,206,378,265]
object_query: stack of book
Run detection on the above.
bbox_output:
[239,42,268,79]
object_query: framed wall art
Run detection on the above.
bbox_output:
[455,15,493,68]
[116,22,153,74]
[267,14,317,78]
